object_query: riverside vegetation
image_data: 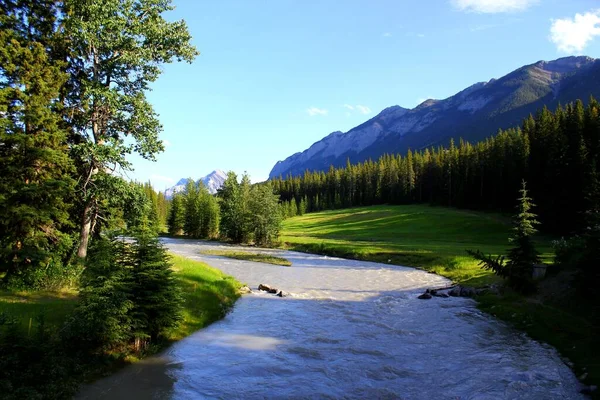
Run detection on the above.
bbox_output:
[1,0,599,397]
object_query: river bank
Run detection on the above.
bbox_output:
[76,238,584,399]
[277,205,599,396]
[0,254,242,399]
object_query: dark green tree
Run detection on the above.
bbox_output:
[129,235,183,342]
[468,181,539,292]
[167,193,185,236]
[0,1,75,284]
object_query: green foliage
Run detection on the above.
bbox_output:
[180,180,219,239]
[0,2,76,282]
[273,99,600,237]
[249,183,282,246]
[167,193,185,235]
[0,313,79,399]
[467,181,540,293]
[58,0,198,257]
[218,172,251,243]
[66,234,183,352]
[66,238,134,352]
[129,235,183,341]
[201,250,292,266]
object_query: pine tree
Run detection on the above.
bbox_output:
[0,2,76,283]
[468,181,540,293]
[167,194,185,235]
[129,235,183,342]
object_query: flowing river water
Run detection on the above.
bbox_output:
[77,238,584,399]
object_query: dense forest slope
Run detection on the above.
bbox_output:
[270,56,600,178]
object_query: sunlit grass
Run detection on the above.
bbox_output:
[0,255,242,341]
[0,289,78,332]
[201,250,292,266]
[280,205,554,287]
[168,254,241,340]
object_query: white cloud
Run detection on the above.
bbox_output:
[162,139,171,147]
[550,10,600,53]
[306,107,328,116]
[151,174,175,184]
[343,104,371,115]
[451,0,538,13]
[356,105,371,114]
[382,32,392,37]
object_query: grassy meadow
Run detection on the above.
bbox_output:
[280,204,600,393]
[201,250,292,266]
[280,204,553,287]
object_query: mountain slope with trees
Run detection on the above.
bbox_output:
[270,56,600,179]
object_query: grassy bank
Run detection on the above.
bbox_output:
[201,250,292,266]
[168,255,241,340]
[0,254,242,397]
[280,204,553,287]
[280,205,598,393]
[0,254,241,340]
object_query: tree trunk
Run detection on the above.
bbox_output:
[77,200,94,258]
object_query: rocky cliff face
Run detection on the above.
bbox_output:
[270,56,600,179]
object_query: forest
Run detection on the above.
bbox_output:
[272,100,600,236]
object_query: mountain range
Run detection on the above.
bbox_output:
[269,56,600,179]
[165,170,227,199]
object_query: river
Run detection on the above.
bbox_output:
[76,238,584,399]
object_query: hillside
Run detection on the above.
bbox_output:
[270,56,600,178]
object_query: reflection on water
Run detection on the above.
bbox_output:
[77,239,584,399]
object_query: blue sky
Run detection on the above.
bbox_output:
[128,0,600,190]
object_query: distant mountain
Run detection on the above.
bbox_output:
[269,56,600,179]
[165,170,227,198]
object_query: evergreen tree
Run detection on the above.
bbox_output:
[0,2,75,283]
[167,194,185,235]
[129,235,183,342]
[468,181,540,293]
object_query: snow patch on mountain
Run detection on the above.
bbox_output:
[165,170,227,198]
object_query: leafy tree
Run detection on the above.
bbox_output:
[218,172,251,243]
[60,0,198,258]
[249,184,282,246]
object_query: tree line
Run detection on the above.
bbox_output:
[272,99,600,236]
[167,171,282,246]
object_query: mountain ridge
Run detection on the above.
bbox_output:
[269,56,600,179]
[165,169,227,198]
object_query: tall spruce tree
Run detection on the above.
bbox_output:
[0,1,75,283]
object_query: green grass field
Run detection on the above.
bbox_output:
[280,204,553,287]
[0,255,242,341]
[280,204,600,393]
[201,250,292,266]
